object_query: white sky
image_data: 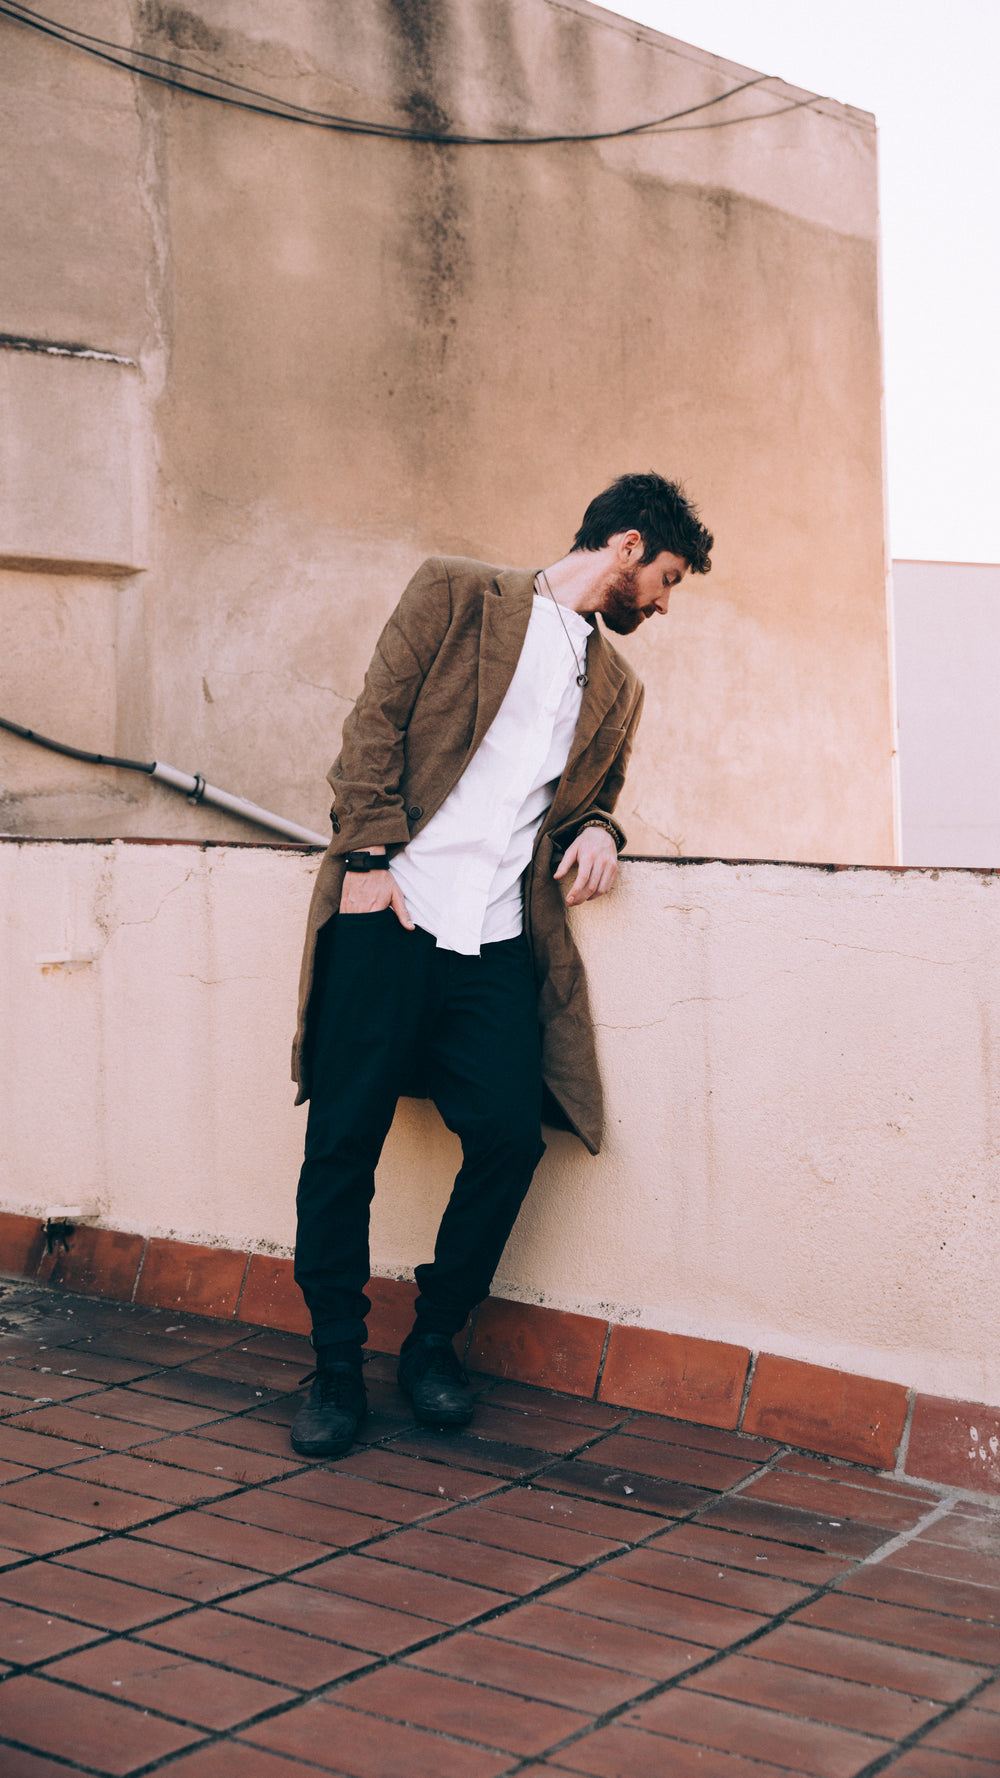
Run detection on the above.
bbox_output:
[611,0,1000,564]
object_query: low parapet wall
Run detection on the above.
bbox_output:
[2,838,998,1492]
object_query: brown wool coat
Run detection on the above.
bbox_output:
[292,556,644,1154]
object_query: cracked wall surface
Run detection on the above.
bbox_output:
[0,0,895,861]
[2,839,996,1406]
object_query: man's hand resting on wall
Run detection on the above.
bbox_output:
[554,826,619,906]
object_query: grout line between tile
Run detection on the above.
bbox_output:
[853,1488,961,1570]
[128,1239,150,1306]
[592,1321,613,1400]
[231,1250,253,1322]
[735,1347,757,1430]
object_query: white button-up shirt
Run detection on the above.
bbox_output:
[389,594,591,955]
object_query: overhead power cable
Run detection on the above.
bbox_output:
[0,716,328,845]
[0,0,821,144]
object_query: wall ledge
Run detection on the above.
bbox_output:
[3,1212,997,1500]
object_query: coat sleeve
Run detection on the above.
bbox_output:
[326,557,454,852]
[549,683,645,855]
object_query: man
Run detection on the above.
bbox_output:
[290,471,713,1457]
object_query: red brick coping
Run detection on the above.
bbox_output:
[2,1211,997,1498]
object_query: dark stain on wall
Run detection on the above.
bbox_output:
[382,0,470,345]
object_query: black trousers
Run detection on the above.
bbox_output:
[294,910,546,1348]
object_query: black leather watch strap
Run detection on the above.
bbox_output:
[343,851,391,872]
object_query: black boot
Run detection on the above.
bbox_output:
[397,1331,473,1428]
[291,1352,366,1458]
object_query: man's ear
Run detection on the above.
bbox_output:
[617,529,643,563]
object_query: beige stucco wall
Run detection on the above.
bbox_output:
[3,838,995,1406]
[0,0,895,862]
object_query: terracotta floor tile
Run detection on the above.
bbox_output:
[409,1626,651,1711]
[459,1404,597,1454]
[127,1312,247,1350]
[300,1549,511,1623]
[0,1672,202,1773]
[425,1499,624,1566]
[484,1599,707,1679]
[187,1414,305,1459]
[874,1751,1000,1778]
[547,1722,798,1777]
[797,1593,1000,1664]
[0,1472,170,1530]
[549,1569,766,1645]
[375,1523,567,1593]
[921,1708,1000,1758]
[0,1599,103,1664]
[0,1500,102,1555]
[0,1458,36,1482]
[23,1348,156,1385]
[500,1483,665,1544]
[697,1494,893,1558]
[600,1544,811,1614]
[137,1604,371,1689]
[236,1329,314,1364]
[745,1620,989,1701]
[331,1444,502,1501]
[741,1469,935,1532]
[241,1695,512,1776]
[485,1382,627,1429]
[266,1466,449,1524]
[58,1537,256,1603]
[536,1458,708,1518]
[187,1350,303,1392]
[54,1452,239,1504]
[887,1539,1000,1590]
[57,1387,219,1431]
[683,1650,941,1739]
[0,1424,96,1467]
[0,1389,36,1417]
[146,1744,315,1778]
[625,1686,889,1775]
[774,1452,939,1500]
[78,1331,216,1368]
[913,1510,1000,1553]
[130,1372,278,1413]
[0,1557,180,1629]
[839,1563,1000,1622]
[656,1521,851,1585]
[337,1661,588,1753]
[391,1429,553,1478]
[132,1433,300,1484]
[0,1745,82,1778]
[206,1486,391,1547]
[44,1638,296,1730]
[0,1365,97,1403]
[7,1404,162,1451]
[590,1431,761,1491]
[136,1511,324,1574]
[626,1416,779,1461]
[226,1576,440,1653]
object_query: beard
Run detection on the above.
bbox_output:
[598,565,648,636]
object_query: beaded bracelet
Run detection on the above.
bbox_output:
[578,816,623,851]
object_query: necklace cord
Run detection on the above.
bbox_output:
[537,569,589,688]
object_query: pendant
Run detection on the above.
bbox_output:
[577,672,589,687]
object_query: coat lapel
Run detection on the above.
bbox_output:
[565,622,627,770]
[469,567,536,754]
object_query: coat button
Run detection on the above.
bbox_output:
[408,804,423,821]
[329,810,341,833]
